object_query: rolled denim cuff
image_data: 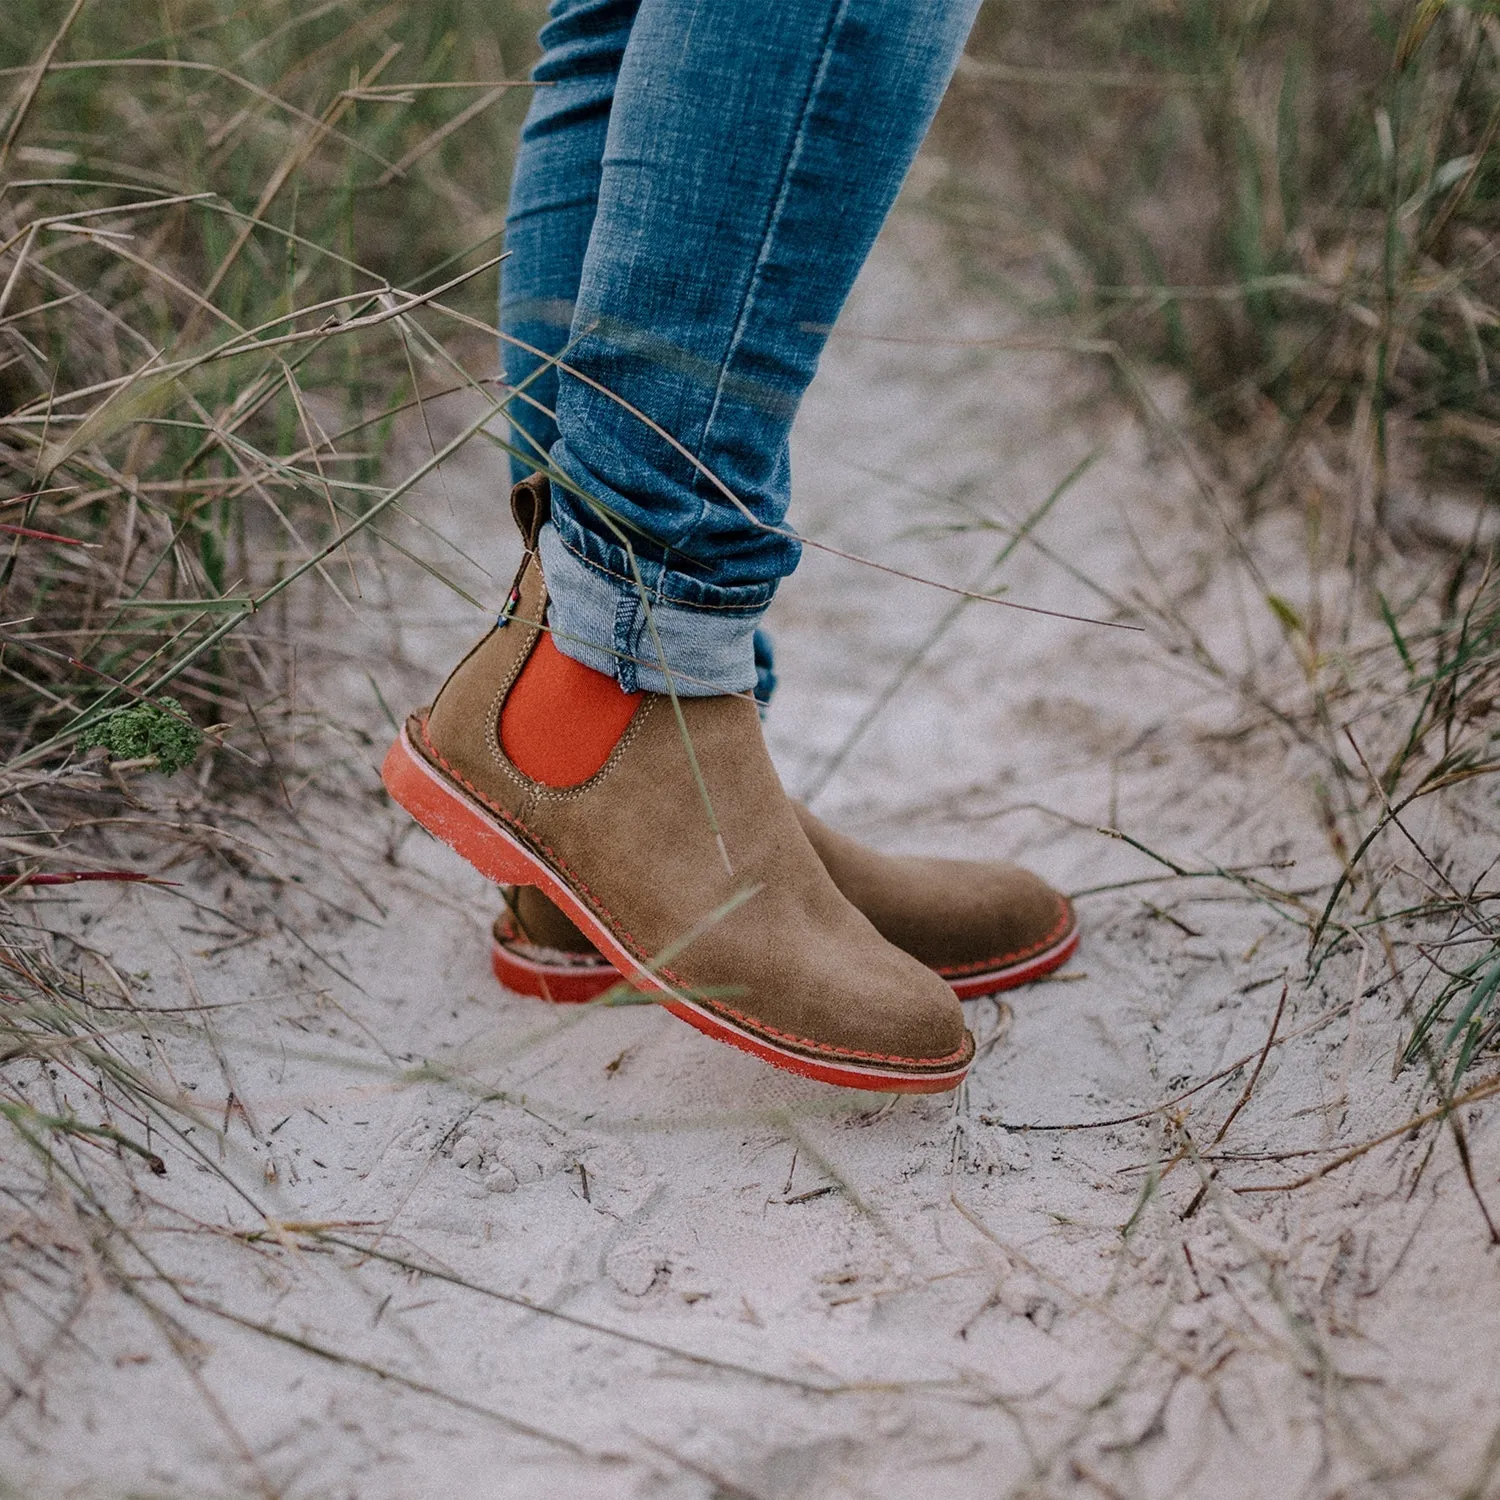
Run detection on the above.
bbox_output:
[537,522,764,696]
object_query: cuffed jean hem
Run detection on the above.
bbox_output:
[537,522,765,696]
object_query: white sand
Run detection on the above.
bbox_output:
[4,211,1498,1500]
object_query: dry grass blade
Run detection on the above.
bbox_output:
[1233,1074,1500,1195]
[1207,980,1288,1150]
[0,0,88,171]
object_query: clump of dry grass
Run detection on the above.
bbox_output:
[940,0,1500,506]
[928,0,1500,1092]
[0,0,539,783]
[0,6,543,1405]
[1329,559,1500,1087]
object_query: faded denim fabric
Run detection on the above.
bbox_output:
[501,0,982,694]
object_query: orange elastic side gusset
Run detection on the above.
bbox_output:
[499,631,643,787]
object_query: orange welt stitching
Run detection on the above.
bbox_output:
[694,998,974,1067]
[934,901,1075,979]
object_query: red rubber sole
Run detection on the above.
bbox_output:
[382,725,971,1094]
[492,906,1080,1005]
[489,927,641,1005]
[947,920,1080,999]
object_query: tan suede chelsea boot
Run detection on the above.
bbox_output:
[490,807,1077,1004]
[382,474,974,1093]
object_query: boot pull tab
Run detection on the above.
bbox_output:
[510,471,551,551]
[499,472,552,627]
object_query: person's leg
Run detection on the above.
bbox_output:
[500,0,634,484]
[538,0,984,695]
[387,0,1003,1092]
[501,0,786,704]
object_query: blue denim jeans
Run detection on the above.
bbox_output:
[501,0,982,695]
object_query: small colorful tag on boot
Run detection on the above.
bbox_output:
[497,548,532,628]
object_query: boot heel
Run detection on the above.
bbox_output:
[381,726,539,887]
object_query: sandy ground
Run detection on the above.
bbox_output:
[4,211,1499,1500]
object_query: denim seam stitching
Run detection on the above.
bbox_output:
[613,591,640,694]
[686,0,852,514]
